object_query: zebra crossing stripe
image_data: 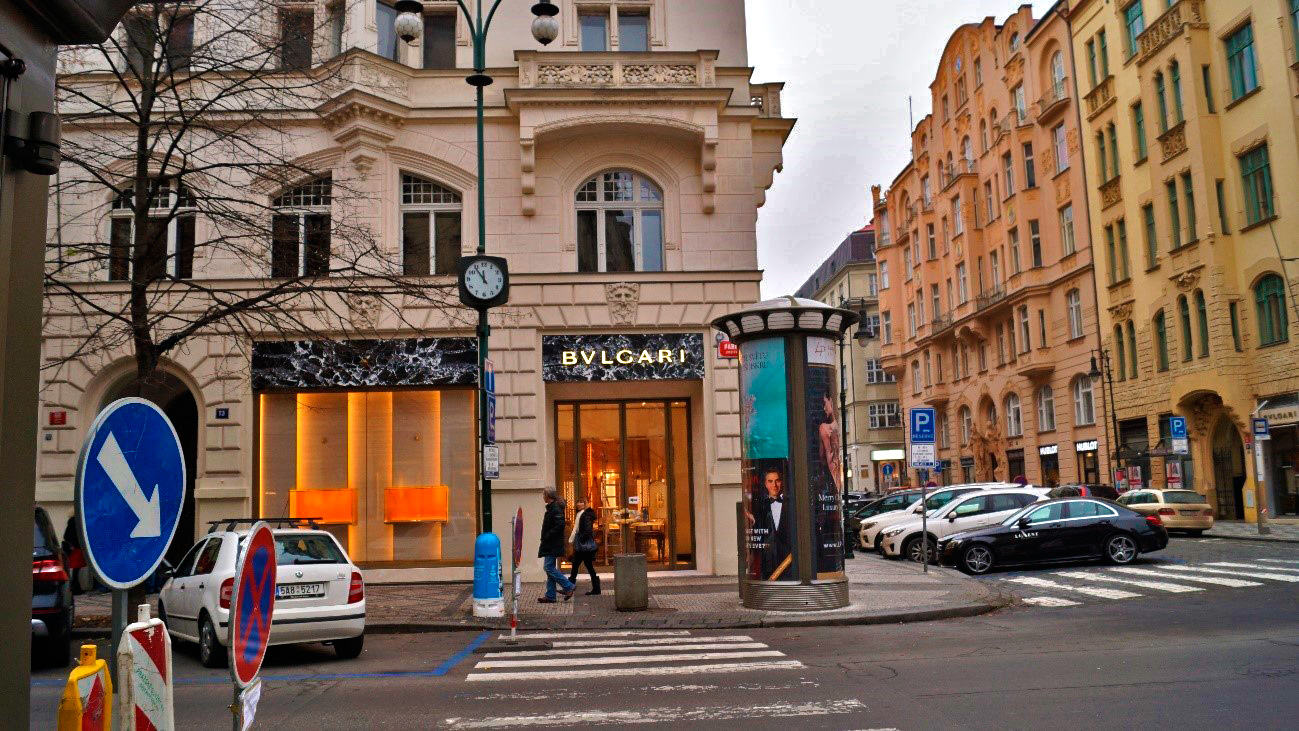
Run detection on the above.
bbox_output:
[497,631,691,640]
[475,650,786,670]
[1206,561,1299,573]
[547,635,754,649]
[1004,576,1141,599]
[484,642,769,659]
[467,660,806,683]
[1108,567,1262,587]
[1255,559,1299,565]
[1021,596,1080,607]
[1054,571,1201,593]
[1159,565,1299,582]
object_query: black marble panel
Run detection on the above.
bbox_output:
[542,333,705,382]
[252,338,479,390]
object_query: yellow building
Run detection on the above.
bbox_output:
[1066,0,1299,522]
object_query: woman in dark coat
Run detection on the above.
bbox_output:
[567,498,600,595]
[538,487,575,602]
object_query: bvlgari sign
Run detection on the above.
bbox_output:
[542,334,705,382]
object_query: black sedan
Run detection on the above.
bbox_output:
[938,497,1168,575]
[847,490,922,550]
[32,506,74,667]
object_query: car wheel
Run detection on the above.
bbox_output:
[334,634,364,660]
[198,614,228,669]
[960,544,995,575]
[873,534,885,554]
[1103,533,1138,565]
[904,535,936,563]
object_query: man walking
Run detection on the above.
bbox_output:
[538,487,576,603]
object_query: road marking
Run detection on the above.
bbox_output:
[1206,561,1299,573]
[1158,565,1299,582]
[1054,571,1202,593]
[1108,567,1261,588]
[444,700,870,728]
[1021,596,1080,607]
[484,642,769,658]
[1255,558,1299,565]
[466,660,807,683]
[497,631,692,640]
[548,635,754,649]
[476,650,785,669]
[1003,576,1142,600]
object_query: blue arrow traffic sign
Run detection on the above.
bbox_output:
[75,398,186,590]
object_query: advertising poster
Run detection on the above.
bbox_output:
[805,337,845,579]
[739,337,796,582]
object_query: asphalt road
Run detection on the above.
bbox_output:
[31,536,1299,729]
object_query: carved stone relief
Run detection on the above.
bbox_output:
[606,283,640,326]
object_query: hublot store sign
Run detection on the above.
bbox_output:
[542,334,705,382]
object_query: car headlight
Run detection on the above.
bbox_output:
[861,522,877,532]
[883,527,906,538]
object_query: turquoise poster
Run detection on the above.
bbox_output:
[740,338,789,458]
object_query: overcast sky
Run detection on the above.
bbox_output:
[747,0,1055,298]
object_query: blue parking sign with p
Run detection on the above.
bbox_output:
[1169,416,1187,439]
[910,408,936,444]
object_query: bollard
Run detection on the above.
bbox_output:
[473,532,505,618]
[614,553,649,611]
[58,644,113,731]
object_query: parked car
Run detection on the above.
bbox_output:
[846,490,922,550]
[1048,484,1120,501]
[939,497,1169,575]
[844,492,875,514]
[1116,489,1215,535]
[158,521,366,667]
[32,506,74,668]
[880,488,1047,562]
[859,483,1025,553]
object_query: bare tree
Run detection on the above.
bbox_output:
[47,0,459,387]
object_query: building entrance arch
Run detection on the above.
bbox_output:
[1211,416,1246,520]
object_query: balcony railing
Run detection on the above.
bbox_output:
[940,158,976,190]
[1036,78,1070,122]
[975,284,1008,312]
[930,312,954,335]
[1137,0,1206,66]
[1085,75,1116,120]
[1159,120,1188,163]
[518,51,719,90]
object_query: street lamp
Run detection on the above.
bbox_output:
[836,297,874,560]
[396,0,559,535]
[1089,350,1120,487]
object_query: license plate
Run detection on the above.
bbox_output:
[276,583,324,599]
[1178,510,1200,516]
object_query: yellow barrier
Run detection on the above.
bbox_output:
[58,644,112,730]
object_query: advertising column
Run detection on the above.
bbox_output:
[739,337,795,582]
[805,338,845,580]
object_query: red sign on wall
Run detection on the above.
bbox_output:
[718,341,739,359]
[49,410,67,426]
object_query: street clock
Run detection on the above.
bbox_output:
[457,255,510,310]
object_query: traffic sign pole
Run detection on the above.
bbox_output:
[909,408,937,574]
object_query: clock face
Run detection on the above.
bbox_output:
[464,259,505,301]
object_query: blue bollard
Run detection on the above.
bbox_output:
[472,532,504,618]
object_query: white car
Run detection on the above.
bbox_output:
[859,483,1024,553]
[880,488,1048,562]
[159,522,366,667]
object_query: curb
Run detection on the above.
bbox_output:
[1202,533,1299,545]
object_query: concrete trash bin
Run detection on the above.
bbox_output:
[614,553,649,611]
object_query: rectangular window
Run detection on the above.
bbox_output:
[1167,181,1182,249]
[931,285,941,318]
[402,212,462,276]
[1293,0,1299,62]
[376,1,399,61]
[1202,65,1215,113]
[868,273,879,296]
[1124,1,1145,57]
[997,323,1006,365]
[1087,39,1098,87]
[280,9,314,71]
[1226,23,1259,101]
[1133,103,1147,161]
[1215,179,1230,234]
[1107,125,1120,180]
[907,303,917,337]
[1156,73,1169,133]
[1096,133,1109,184]
[1105,225,1116,284]
[1018,306,1031,353]
[109,218,131,280]
[956,263,968,303]
[604,210,635,272]
[1059,205,1075,256]
[1014,84,1026,122]
[869,403,901,430]
[953,195,964,235]
[1053,124,1069,173]
[880,261,890,289]
[1240,145,1274,225]
[423,13,457,69]
[1171,62,1184,124]
[577,210,599,273]
[1038,310,1047,347]
[1182,173,1196,242]
[983,182,994,223]
[882,312,893,344]
[1003,154,1015,196]
[1029,220,1042,268]
[1143,204,1157,267]
[1009,228,1021,274]
[1229,302,1243,352]
[927,224,937,259]
[1117,218,1130,280]
[580,12,609,51]
[1023,143,1036,188]
[1156,312,1170,371]
[165,12,194,72]
[618,11,650,52]
[1098,30,1109,77]
[975,58,983,86]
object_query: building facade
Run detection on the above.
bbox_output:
[794,226,906,493]
[39,0,792,581]
[873,4,1108,489]
[1066,0,1299,520]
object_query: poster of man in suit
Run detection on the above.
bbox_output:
[739,337,797,581]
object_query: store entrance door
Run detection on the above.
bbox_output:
[556,401,695,570]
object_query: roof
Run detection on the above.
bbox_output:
[793,227,877,300]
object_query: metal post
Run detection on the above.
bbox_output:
[838,329,854,559]
[1104,352,1121,485]
[920,481,928,574]
[109,589,129,681]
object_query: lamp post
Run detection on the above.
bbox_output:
[396,1,558,534]
[1089,349,1119,487]
[836,297,874,560]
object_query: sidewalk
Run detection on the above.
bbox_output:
[74,555,1007,635]
[1204,520,1299,543]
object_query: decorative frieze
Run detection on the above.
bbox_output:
[1159,121,1188,163]
[623,64,698,85]
[1100,177,1123,209]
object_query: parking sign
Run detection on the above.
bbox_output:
[910,408,936,444]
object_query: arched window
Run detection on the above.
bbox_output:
[985,401,997,428]
[1255,273,1290,346]
[1126,320,1138,378]
[1037,385,1056,431]
[960,406,972,445]
[109,177,196,281]
[979,120,988,153]
[1050,51,1066,93]
[576,171,664,273]
[1005,392,1022,436]
[1009,32,1020,52]
[272,176,332,278]
[400,173,462,276]
[1154,310,1170,371]
[911,361,922,394]
[1195,289,1210,358]
[1073,377,1095,425]
[1114,325,1126,381]
[962,136,973,165]
[1178,295,1193,362]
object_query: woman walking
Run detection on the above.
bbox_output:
[568,498,601,595]
[538,487,576,603]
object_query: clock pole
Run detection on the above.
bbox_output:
[478,306,492,534]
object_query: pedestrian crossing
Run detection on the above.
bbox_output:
[993,558,1299,609]
[465,631,804,683]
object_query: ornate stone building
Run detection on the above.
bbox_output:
[38,0,792,580]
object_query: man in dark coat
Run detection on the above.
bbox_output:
[538,486,576,602]
[753,468,794,580]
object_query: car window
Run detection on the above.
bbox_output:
[192,538,222,576]
[172,539,206,578]
[1067,501,1118,519]
[991,494,1027,512]
[926,488,974,511]
[950,496,988,517]
[33,515,51,555]
[275,534,346,565]
[1163,491,1206,505]
[1026,503,1065,523]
